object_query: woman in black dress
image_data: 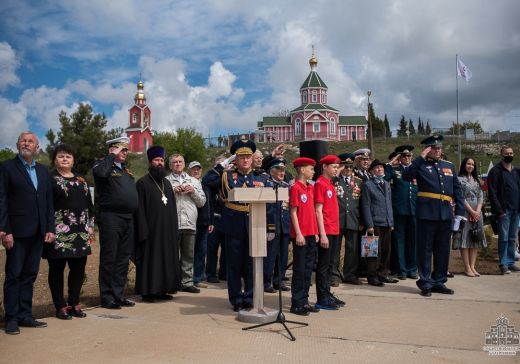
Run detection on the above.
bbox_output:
[43,144,94,319]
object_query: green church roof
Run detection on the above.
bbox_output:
[291,103,338,112]
[339,116,367,125]
[257,116,291,127]
[300,71,327,89]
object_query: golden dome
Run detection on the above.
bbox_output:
[135,80,146,100]
[309,54,318,69]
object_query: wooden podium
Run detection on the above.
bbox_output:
[228,186,289,323]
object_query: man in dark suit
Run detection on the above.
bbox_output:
[0,132,55,335]
[402,135,464,297]
[360,159,396,286]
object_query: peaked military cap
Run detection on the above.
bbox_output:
[421,135,443,146]
[107,136,130,149]
[320,155,340,165]
[369,159,385,171]
[230,139,256,155]
[395,144,414,155]
[293,157,316,167]
[267,158,287,170]
[338,152,355,164]
[146,145,165,161]
[354,148,371,158]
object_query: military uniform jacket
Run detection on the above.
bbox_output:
[266,178,290,235]
[402,157,464,221]
[202,164,266,238]
[335,175,362,230]
[93,154,138,215]
[353,168,371,182]
[384,164,417,216]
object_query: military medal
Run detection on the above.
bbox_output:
[149,173,168,206]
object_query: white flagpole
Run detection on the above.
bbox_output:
[456,54,461,168]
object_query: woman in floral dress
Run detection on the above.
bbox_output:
[43,144,94,319]
[455,157,487,277]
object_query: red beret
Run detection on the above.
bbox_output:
[293,157,316,167]
[320,155,340,165]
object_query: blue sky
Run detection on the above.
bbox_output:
[1,0,519,149]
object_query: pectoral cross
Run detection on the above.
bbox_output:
[161,194,168,206]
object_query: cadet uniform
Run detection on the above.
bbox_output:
[402,135,464,296]
[334,153,363,284]
[93,137,138,308]
[384,145,418,279]
[263,159,291,292]
[203,140,265,311]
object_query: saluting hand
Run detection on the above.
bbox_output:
[420,146,431,159]
[109,146,123,156]
[390,153,401,166]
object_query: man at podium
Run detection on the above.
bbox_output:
[203,139,266,312]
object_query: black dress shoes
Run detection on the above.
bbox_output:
[102,301,122,309]
[242,302,253,309]
[56,307,72,320]
[18,317,47,328]
[273,285,290,292]
[380,276,399,284]
[420,289,432,297]
[182,286,201,294]
[304,304,320,313]
[343,278,362,285]
[290,306,310,316]
[264,286,276,293]
[68,305,87,318]
[206,277,220,283]
[118,298,136,307]
[156,294,174,301]
[407,274,418,279]
[232,303,242,312]
[5,320,20,335]
[367,278,384,287]
[142,295,156,303]
[431,285,454,295]
[397,275,407,280]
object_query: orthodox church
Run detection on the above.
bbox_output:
[256,53,367,143]
[125,80,153,152]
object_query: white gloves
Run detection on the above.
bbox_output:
[220,154,236,169]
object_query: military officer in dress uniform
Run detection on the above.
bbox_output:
[93,136,139,309]
[402,135,464,297]
[353,148,372,181]
[263,158,291,293]
[334,153,364,285]
[203,139,266,312]
[385,145,418,280]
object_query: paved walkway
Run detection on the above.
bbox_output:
[2,274,520,363]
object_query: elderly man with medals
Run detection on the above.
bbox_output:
[134,146,181,302]
[203,139,266,312]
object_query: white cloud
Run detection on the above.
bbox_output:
[0,97,28,148]
[20,86,72,130]
[0,41,20,91]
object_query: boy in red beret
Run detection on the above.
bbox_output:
[289,157,319,316]
[314,155,345,310]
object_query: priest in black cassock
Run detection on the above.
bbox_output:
[134,146,181,302]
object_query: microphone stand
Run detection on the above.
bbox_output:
[242,181,308,341]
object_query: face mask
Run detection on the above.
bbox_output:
[503,156,514,163]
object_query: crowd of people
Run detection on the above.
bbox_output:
[1,131,520,334]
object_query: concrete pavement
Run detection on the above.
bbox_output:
[2,274,520,363]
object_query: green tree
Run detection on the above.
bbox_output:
[153,128,206,166]
[383,114,391,138]
[425,120,432,135]
[448,120,484,135]
[0,148,15,162]
[397,115,408,137]
[408,119,416,135]
[368,103,385,138]
[417,117,424,135]
[45,103,122,182]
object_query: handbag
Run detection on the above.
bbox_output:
[361,233,379,257]
[469,223,483,243]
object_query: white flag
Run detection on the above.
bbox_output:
[457,58,472,82]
